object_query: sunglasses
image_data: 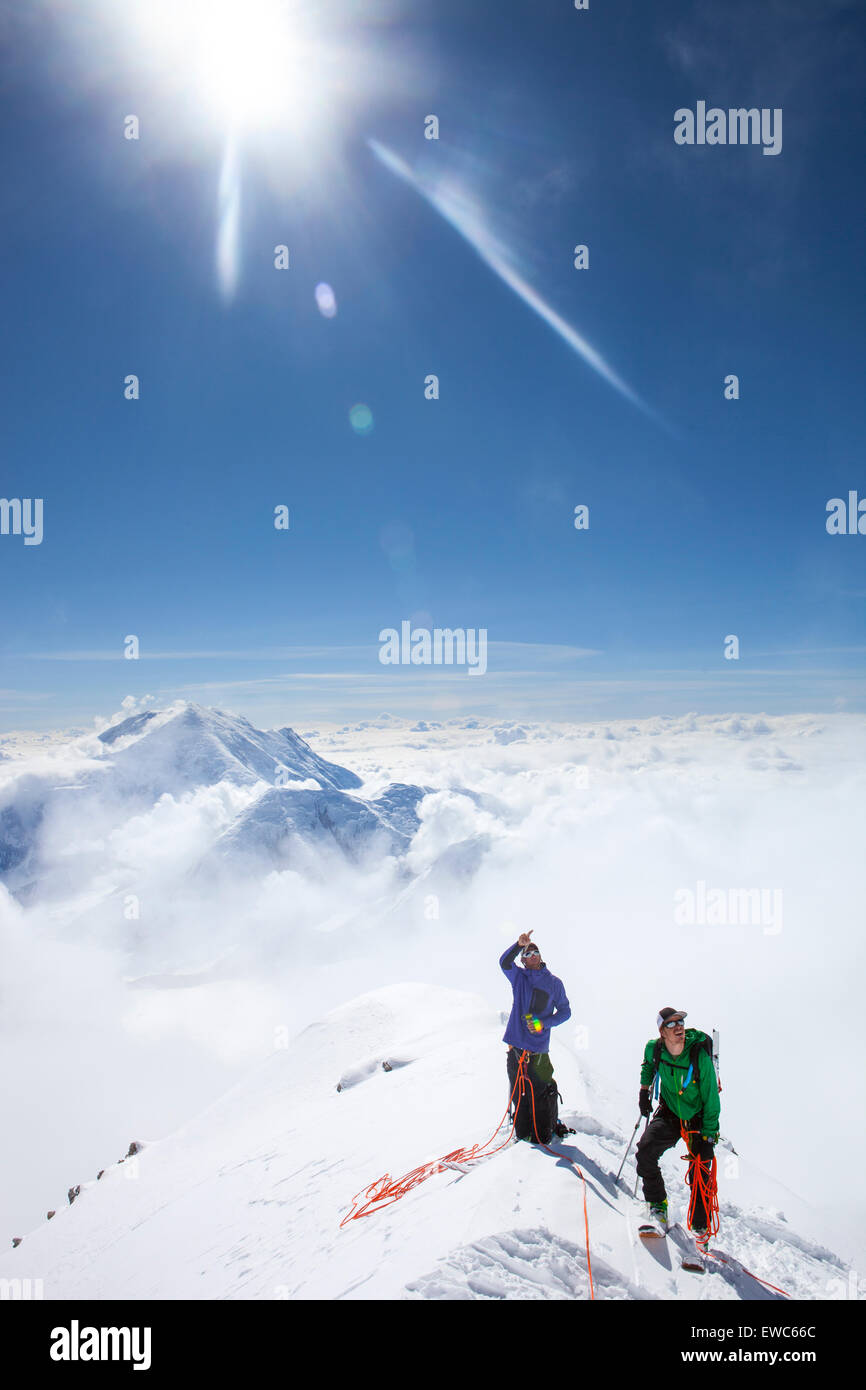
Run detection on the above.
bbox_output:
[662,1018,685,1029]
[522,947,540,958]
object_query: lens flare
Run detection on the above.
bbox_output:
[349,404,374,435]
[315,283,337,318]
[216,135,241,300]
[369,139,662,424]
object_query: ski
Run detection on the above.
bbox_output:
[667,1222,709,1274]
[637,1221,666,1239]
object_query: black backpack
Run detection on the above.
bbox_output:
[514,1076,562,1144]
[508,1050,563,1144]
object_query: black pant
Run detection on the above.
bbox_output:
[635,1099,714,1229]
[506,1046,554,1091]
[506,1047,559,1140]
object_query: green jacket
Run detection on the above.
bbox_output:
[640,1029,720,1138]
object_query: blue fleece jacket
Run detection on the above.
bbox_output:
[499,942,571,1053]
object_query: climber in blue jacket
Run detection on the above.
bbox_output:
[500,931,571,1135]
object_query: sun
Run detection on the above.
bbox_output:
[194,0,315,132]
[68,0,407,298]
[124,0,327,135]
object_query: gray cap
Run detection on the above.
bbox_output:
[657,1007,687,1028]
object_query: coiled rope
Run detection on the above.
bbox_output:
[679,1124,790,1297]
[679,1123,720,1238]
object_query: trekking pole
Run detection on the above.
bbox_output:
[632,1116,650,1197]
[615,1116,642,1182]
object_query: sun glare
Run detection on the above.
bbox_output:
[114,0,346,299]
[195,0,304,131]
[125,0,322,134]
[72,0,404,299]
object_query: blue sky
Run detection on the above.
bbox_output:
[1,0,864,730]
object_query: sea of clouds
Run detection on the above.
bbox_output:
[1,702,863,1265]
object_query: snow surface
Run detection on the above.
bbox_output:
[0,984,850,1301]
[2,704,864,1282]
[210,782,429,867]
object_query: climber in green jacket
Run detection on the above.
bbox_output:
[635,1008,720,1248]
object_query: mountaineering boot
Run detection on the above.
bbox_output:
[638,1199,668,1238]
[648,1200,668,1231]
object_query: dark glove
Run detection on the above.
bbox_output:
[639,1089,652,1118]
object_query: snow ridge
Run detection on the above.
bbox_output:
[0,984,850,1302]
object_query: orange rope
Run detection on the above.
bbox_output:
[339,1051,528,1226]
[339,1051,596,1300]
[676,1124,790,1296]
[679,1124,720,1237]
[505,1056,595,1301]
[707,1251,791,1298]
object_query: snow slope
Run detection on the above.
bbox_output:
[211,782,430,867]
[2,985,849,1301]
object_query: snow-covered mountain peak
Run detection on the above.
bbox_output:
[95,702,362,794]
[0,705,390,890]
